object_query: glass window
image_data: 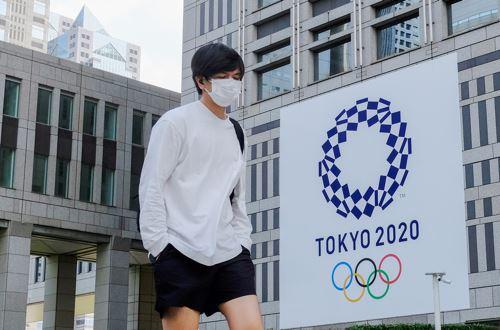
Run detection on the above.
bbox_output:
[314,18,351,41]
[152,114,160,128]
[34,256,44,283]
[31,25,44,40]
[55,158,69,198]
[4,79,20,117]
[104,104,117,140]
[258,0,280,8]
[257,13,290,39]
[59,93,73,130]
[257,63,292,101]
[0,0,6,16]
[101,168,114,206]
[448,0,499,35]
[257,42,292,63]
[83,99,97,135]
[77,261,83,274]
[0,147,14,188]
[32,153,48,194]
[377,15,420,59]
[36,87,52,124]
[314,40,353,81]
[33,0,46,15]
[80,163,93,202]
[466,200,475,220]
[199,2,205,35]
[376,0,419,18]
[132,110,144,145]
[130,173,140,211]
[0,28,5,41]
[313,0,351,16]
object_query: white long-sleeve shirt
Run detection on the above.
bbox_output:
[138,100,253,266]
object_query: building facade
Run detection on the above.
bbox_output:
[0,0,50,53]
[47,12,74,43]
[48,6,142,81]
[0,39,179,329]
[182,0,500,329]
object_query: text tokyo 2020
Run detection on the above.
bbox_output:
[314,220,420,257]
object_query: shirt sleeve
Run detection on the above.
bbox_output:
[138,119,182,258]
[230,131,253,251]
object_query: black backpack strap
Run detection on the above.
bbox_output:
[229,117,244,153]
[229,118,244,204]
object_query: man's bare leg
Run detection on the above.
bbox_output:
[161,306,200,330]
[218,295,263,330]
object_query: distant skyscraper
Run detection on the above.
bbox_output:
[48,12,73,42]
[0,0,50,52]
[48,5,141,80]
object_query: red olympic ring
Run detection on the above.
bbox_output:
[378,253,402,284]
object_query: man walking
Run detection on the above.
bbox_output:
[139,43,263,329]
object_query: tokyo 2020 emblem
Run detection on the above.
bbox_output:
[318,97,412,219]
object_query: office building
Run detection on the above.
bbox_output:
[182,0,500,328]
[0,39,179,329]
[0,0,50,52]
[48,5,141,80]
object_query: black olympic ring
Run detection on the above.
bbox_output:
[354,258,377,288]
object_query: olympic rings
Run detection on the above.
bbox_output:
[331,253,402,302]
[343,273,365,303]
[378,253,402,284]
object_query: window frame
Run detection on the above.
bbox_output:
[83,98,98,136]
[3,78,21,118]
[104,103,118,140]
[32,153,48,194]
[0,147,15,188]
[445,0,500,36]
[132,110,145,146]
[36,86,52,125]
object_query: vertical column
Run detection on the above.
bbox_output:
[0,221,33,329]
[127,264,162,330]
[137,265,161,330]
[42,254,77,330]
[94,236,131,330]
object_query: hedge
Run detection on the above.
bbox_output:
[347,324,497,330]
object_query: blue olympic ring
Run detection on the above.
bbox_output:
[331,261,353,291]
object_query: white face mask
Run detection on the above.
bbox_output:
[204,78,242,107]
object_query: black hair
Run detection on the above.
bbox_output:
[191,43,245,95]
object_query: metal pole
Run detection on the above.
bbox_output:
[352,0,357,67]
[291,0,296,89]
[428,0,434,42]
[422,0,428,44]
[357,0,362,66]
[426,272,448,330]
[241,0,246,107]
[296,0,300,87]
[432,274,442,330]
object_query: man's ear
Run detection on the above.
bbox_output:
[196,76,205,89]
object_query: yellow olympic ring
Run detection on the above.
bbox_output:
[342,272,366,303]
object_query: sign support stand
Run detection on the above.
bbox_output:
[425,272,451,330]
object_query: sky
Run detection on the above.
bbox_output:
[50,0,183,93]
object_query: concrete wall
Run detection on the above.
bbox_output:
[182,0,500,329]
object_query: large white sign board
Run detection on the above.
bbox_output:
[280,54,469,328]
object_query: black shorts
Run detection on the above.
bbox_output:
[152,243,256,318]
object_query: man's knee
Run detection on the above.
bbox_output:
[161,306,199,330]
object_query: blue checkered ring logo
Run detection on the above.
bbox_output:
[318,97,412,219]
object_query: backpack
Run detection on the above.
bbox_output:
[135,117,245,232]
